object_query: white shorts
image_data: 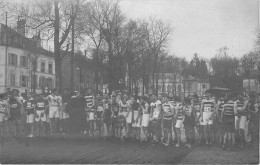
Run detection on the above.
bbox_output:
[132,111,141,127]
[235,116,247,130]
[35,110,46,122]
[141,114,149,127]
[126,112,132,124]
[202,111,213,125]
[49,107,59,119]
[26,114,35,123]
[175,119,183,128]
[88,112,95,121]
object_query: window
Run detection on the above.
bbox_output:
[48,63,53,74]
[8,53,17,66]
[20,75,28,87]
[202,84,206,88]
[39,76,46,88]
[20,56,28,67]
[41,61,45,73]
[46,78,53,88]
[10,74,16,86]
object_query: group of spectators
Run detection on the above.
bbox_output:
[0,88,259,151]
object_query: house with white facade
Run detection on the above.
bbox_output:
[0,19,55,94]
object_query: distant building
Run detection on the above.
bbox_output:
[62,52,103,92]
[183,75,210,97]
[0,19,55,94]
[243,79,260,94]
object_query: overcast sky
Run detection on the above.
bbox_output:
[120,0,259,60]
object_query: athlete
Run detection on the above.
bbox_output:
[110,95,120,138]
[8,89,23,137]
[174,101,184,147]
[161,95,174,146]
[234,93,249,148]
[24,92,36,137]
[183,101,195,148]
[95,93,104,136]
[118,97,128,140]
[84,88,95,136]
[46,89,60,135]
[0,93,9,137]
[35,94,48,137]
[125,95,133,139]
[140,96,150,142]
[132,97,141,141]
[221,94,237,151]
[200,94,215,145]
[150,94,162,144]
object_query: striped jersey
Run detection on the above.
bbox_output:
[223,100,235,116]
[176,102,184,120]
[120,102,128,113]
[235,100,248,116]
[84,95,94,108]
[150,100,162,119]
[162,102,174,119]
[202,99,215,112]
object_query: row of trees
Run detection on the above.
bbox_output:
[1,0,259,94]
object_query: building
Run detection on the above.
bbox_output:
[243,79,260,94]
[183,75,210,97]
[0,19,55,94]
[62,52,103,92]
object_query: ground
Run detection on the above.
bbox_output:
[0,135,259,164]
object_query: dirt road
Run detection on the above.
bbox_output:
[0,135,258,164]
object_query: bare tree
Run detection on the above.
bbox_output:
[13,0,79,91]
[140,17,172,94]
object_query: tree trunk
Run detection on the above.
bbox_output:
[108,41,113,94]
[54,0,62,91]
[70,5,75,92]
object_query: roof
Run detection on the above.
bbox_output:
[0,23,53,57]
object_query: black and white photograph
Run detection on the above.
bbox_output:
[0,0,259,164]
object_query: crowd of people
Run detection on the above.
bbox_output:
[0,88,259,151]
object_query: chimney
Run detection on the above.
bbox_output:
[17,18,26,36]
[31,31,42,48]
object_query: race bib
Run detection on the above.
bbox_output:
[97,106,104,111]
[204,107,211,112]
[11,104,18,108]
[37,102,44,108]
[27,102,32,108]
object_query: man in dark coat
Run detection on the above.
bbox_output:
[65,91,85,134]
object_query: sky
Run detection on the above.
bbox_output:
[120,0,259,60]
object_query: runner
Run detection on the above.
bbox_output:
[95,93,104,136]
[35,94,48,137]
[111,95,120,138]
[118,97,128,140]
[125,94,133,139]
[200,94,215,145]
[102,96,112,138]
[150,94,162,144]
[221,94,237,151]
[132,96,141,141]
[46,89,60,135]
[183,100,195,148]
[8,89,23,137]
[140,96,150,142]
[0,93,9,137]
[84,88,95,136]
[161,95,174,146]
[174,101,184,147]
[24,92,36,137]
[234,93,248,148]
